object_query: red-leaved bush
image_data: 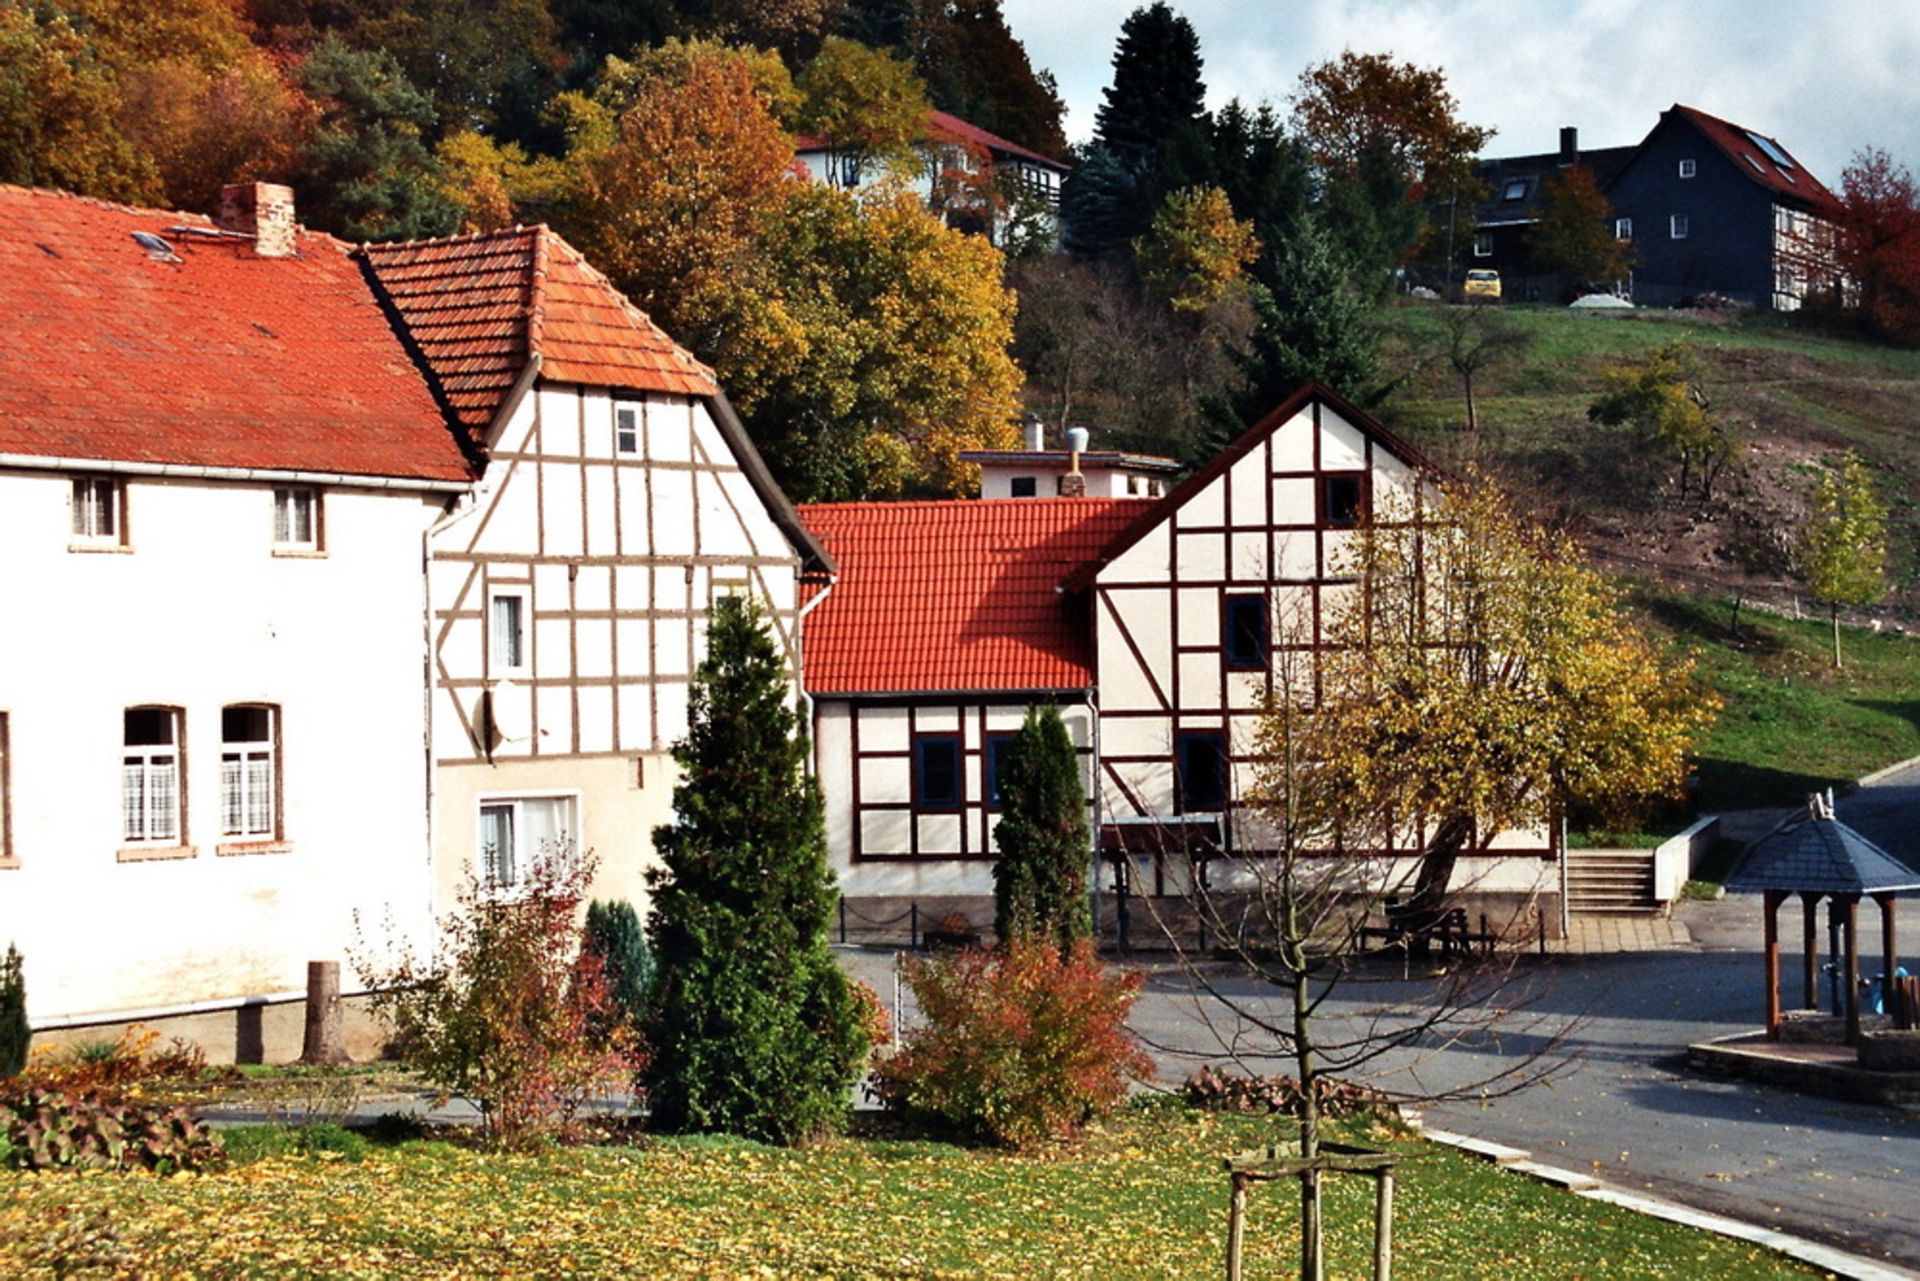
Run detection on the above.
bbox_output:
[356,852,644,1147]
[872,940,1149,1148]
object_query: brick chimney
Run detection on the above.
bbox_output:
[216,182,297,258]
[1558,126,1578,167]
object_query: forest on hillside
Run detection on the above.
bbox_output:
[5,0,1915,615]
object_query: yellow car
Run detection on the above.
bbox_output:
[1462,268,1502,301]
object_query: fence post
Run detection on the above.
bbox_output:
[838,899,847,945]
[910,904,919,952]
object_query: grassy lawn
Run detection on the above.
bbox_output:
[1628,581,1920,814]
[0,1106,1825,1278]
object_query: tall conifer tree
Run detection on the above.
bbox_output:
[992,706,1091,951]
[645,597,866,1144]
[1064,2,1211,259]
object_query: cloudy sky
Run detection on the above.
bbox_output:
[1002,0,1920,183]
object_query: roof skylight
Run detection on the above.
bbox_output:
[1746,132,1795,170]
[131,231,181,262]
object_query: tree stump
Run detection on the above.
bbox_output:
[300,960,350,1066]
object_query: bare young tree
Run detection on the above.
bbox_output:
[1129,595,1576,1280]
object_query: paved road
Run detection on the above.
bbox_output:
[847,762,1920,1272]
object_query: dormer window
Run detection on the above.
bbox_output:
[1502,178,1528,201]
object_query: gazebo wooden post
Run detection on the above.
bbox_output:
[1763,890,1784,1039]
[1877,893,1897,986]
[1801,892,1820,1011]
[1843,895,1862,1045]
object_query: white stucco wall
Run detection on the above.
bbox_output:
[0,469,443,1022]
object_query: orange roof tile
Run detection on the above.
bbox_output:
[361,226,717,440]
[798,499,1137,694]
[0,185,469,482]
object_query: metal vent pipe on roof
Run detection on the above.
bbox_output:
[1024,414,1045,452]
[1066,426,1089,473]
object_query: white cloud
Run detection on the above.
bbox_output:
[1003,0,1920,182]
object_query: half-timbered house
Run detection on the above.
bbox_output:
[801,386,1564,933]
[362,228,831,916]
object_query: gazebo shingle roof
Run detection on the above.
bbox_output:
[1725,817,1920,896]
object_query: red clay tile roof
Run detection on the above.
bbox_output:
[798,499,1136,694]
[1669,105,1841,215]
[361,226,716,440]
[924,110,1068,171]
[794,110,1067,170]
[0,185,469,482]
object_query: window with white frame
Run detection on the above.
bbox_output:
[1473,232,1494,257]
[489,589,529,672]
[1671,214,1690,239]
[1615,217,1633,240]
[272,487,319,551]
[1679,158,1696,179]
[615,405,640,455]
[71,476,122,545]
[220,704,278,840]
[477,795,576,886]
[123,707,182,845]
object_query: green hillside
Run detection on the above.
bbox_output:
[1376,304,1919,618]
[1375,304,1920,816]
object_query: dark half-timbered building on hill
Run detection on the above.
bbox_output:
[800,385,1565,938]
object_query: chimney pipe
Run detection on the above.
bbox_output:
[1057,426,1090,496]
[1558,126,1578,166]
[216,182,297,258]
[1024,414,1045,452]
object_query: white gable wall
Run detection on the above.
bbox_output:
[429,384,802,917]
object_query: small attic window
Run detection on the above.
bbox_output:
[1745,154,1767,175]
[1502,178,1528,201]
[132,232,180,262]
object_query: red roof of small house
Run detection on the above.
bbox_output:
[793,110,1067,171]
[361,225,717,440]
[1664,105,1841,215]
[924,111,1069,171]
[799,499,1137,694]
[0,185,469,482]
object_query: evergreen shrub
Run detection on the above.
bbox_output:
[645,596,867,1145]
[0,945,28,1078]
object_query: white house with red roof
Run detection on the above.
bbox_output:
[0,184,828,1049]
[0,183,469,1039]
[800,386,1564,935]
[794,108,1070,247]
[361,226,831,926]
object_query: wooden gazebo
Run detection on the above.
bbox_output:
[1725,796,1920,1044]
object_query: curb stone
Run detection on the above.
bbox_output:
[1420,1126,1919,1281]
[1855,753,1920,789]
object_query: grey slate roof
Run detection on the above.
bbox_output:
[1724,817,1920,896]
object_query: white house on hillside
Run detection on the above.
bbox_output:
[795,109,1070,247]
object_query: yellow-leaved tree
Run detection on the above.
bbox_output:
[1799,451,1889,670]
[1304,473,1719,930]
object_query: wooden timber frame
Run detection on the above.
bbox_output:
[1223,1141,1400,1281]
[1762,887,1899,1045]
